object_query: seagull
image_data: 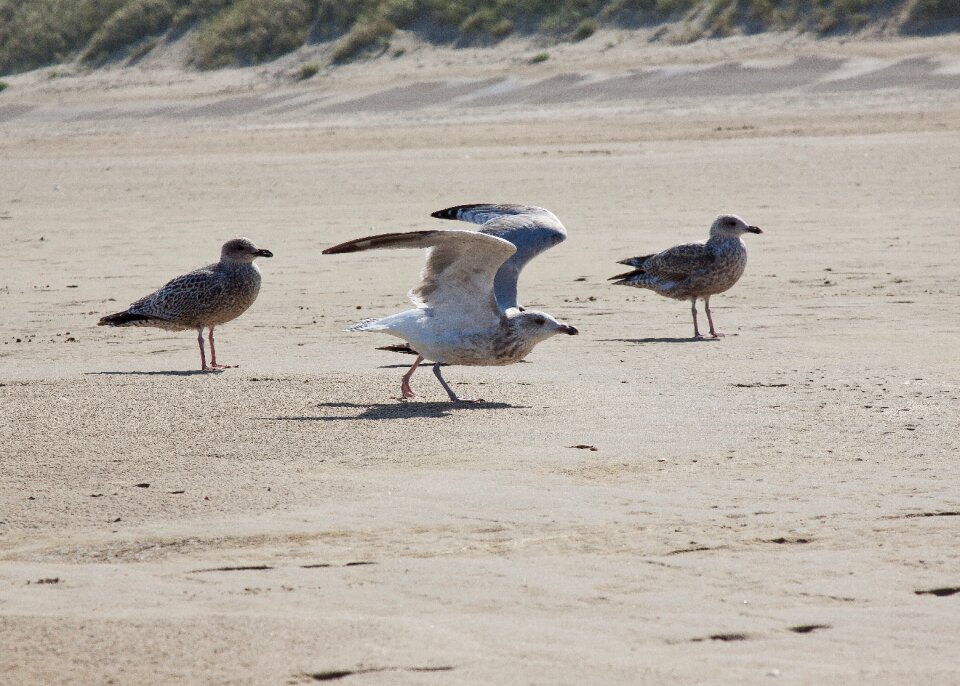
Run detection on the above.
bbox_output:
[97,237,272,371]
[379,203,568,355]
[610,214,762,338]
[323,229,578,402]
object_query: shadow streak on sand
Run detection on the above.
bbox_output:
[86,370,213,377]
[601,337,719,344]
[377,360,531,368]
[263,401,520,421]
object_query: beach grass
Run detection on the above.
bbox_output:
[1,0,957,74]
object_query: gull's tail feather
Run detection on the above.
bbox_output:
[611,253,657,284]
[617,254,655,268]
[609,268,648,285]
[347,318,387,332]
[97,310,155,327]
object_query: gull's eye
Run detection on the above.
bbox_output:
[534,316,545,326]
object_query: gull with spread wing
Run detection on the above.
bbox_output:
[323,229,578,402]
[380,203,568,355]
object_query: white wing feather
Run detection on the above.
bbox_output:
[323,229,516,327]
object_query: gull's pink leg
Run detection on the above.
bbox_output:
[704,296,724,338]
[401,355,423,399]
[197,328,212,371]
[690,299,704,339]
[207,327,236,369]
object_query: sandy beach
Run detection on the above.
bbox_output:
[2,30,960,684]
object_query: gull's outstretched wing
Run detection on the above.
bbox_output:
[430,204,567,310]
[323,229,516,324]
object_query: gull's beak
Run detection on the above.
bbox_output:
[746,226,763,234]
[255,248,274,257]
[560,324,579,336]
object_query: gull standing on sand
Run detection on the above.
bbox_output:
[322,227,578,402]
[379,203,568,355]
[610,214,762,338]
[97,238,273,371]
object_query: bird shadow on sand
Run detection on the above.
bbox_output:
[86,370,214,377]
[376,361,531,369]
[262,400,520,421]
[602,337,720,345]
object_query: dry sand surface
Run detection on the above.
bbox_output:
[1,31,960,685]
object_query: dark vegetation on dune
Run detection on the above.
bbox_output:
[0,0,958,75]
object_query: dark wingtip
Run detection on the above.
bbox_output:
[431,204,484,220]
[322,244,357,255]
[609,269,644,282]
[324,230,437,255]
[322,241,367,254]
[376,343,420,355]
[97,311,151,326]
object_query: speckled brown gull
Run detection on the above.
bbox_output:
[323,229,578,402]
[97,238,272,371]
[610,214,762,338]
